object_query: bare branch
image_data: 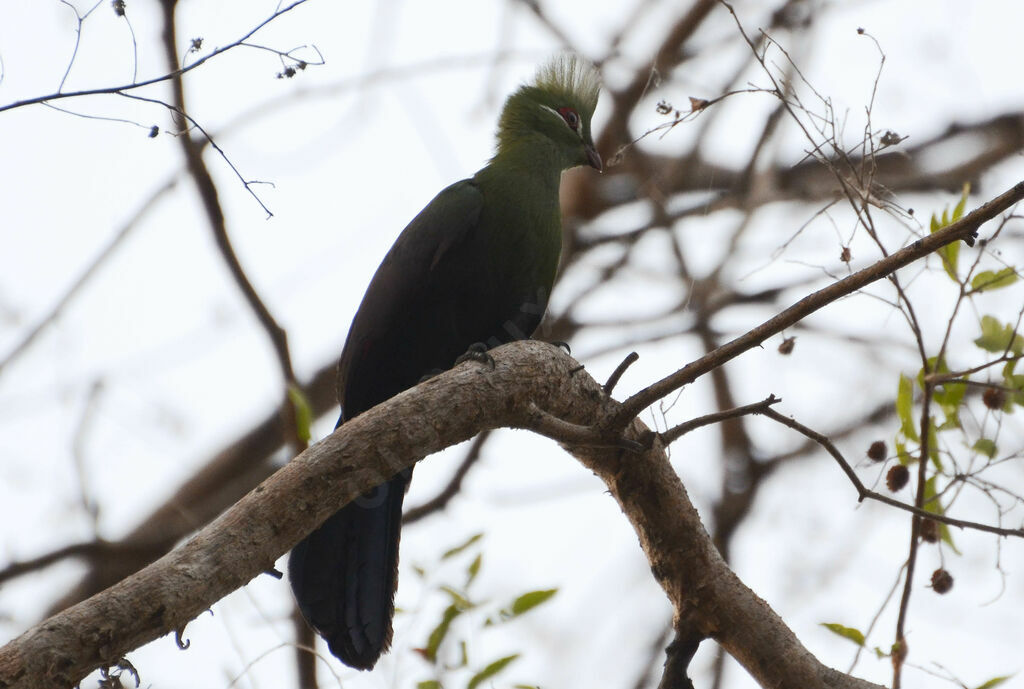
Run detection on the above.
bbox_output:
[606,180,1024,430]
[603,351,640,395]
[0,342,885,689]
[0,177,179,377]
[760,408,1024,539]
[0,1,312,115]
[403,431,491,524]
[660,395,781,445]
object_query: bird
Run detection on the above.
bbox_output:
[288,54,602,671]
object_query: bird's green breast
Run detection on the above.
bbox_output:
[471,144,564,308]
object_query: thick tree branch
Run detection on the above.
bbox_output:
[0,342,883,689]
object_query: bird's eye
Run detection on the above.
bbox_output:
[557,107,580,131]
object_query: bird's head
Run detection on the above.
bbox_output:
[495,54,602,172]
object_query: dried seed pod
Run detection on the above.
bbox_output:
[931,568,953,594]
[867,440,887,462]
[982,387,1006,410]
[887,465,910,492]
[919,518,940,543]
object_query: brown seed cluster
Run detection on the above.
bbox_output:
[886,464,910,492]
[983,387,1006,410]
[931,568,954,594]
[867,440,887,462]
[919,518,940,543]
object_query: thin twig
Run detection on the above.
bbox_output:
[605,180,1024,431]
[661,395,781,445]
[403,431,491,524]
[0,540,159,585]
[892,383,934,688]
[760,408,1024,538]
[604,351,639,394]
[119,92,274,217]
[0,0,312,115]
[0,177,179,376]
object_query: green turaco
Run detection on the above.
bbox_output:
[288,54,602,670]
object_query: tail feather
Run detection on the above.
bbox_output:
[289,469,411,670]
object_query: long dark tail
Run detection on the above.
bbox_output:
[288,469,411,670]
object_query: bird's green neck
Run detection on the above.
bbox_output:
[479,133,565,193]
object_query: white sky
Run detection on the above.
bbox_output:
[2,1,1024,688]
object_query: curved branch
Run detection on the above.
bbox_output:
[0,342,884,689]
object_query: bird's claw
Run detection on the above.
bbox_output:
[454,342,495,370]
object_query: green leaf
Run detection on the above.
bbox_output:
[930,206,960,281]
[440,585,473,610]
[924,357,965,430]
[896,441,914,467]
[922,476,942,515]
[1002,358,1018,378]
[417,682,442,689]
[971,268,1018,292]
[442,533,484,560]
[974,316,1024,355]
[953,182,970,221]
[943,524,961,554]
[897,374,919,441]
[973,438,997,458]
[488,588,559,626]
[467,654,519,689]
[917,355,949,390]
[466,553,483,588]
[974,675,1014,689]
[1003,372,1024,408]
[508,589,558,617]
[923,476,961,554]
[287,384,312,443]
[424,604,463,662]
[941,243,960,282]
[820,623,865,646]
[929,186,971,282]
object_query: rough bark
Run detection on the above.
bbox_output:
[0,341,882,689]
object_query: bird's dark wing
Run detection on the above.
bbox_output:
[337,178,484,417]
[289,178,484,670]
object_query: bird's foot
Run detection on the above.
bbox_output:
[454,342,495,370]
[548,340,571,355]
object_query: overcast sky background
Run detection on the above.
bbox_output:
[2,1,1024,688]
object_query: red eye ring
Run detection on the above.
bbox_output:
[557,107,580,131]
